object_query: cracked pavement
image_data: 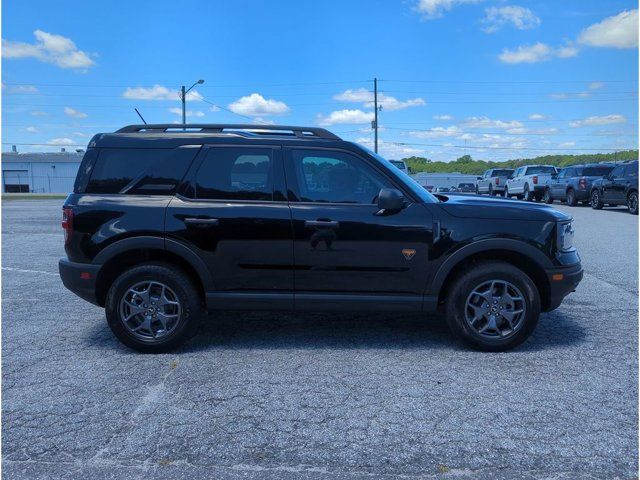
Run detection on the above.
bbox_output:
[2,199,638,479]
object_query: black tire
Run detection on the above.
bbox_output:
[590,189,604,210]
[566,188,577,206]
[475,185,479,195]
[543,188,553,204]
[105,262,204,353]
[488,184,494,196]
[523,183,533,201]
[445,261,541,352]
[628,191,639,215]
[504,187,509,198]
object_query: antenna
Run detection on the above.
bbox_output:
[134,108,147,124]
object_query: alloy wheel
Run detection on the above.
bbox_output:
[465,280,526,338]
[119,281,182,341]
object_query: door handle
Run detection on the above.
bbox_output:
[184,217,219,226]
[305,220,339,228]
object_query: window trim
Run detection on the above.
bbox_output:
[283,146,415,206]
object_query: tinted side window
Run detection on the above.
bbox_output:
[290,149,390,204]
[625,163,638,177]
[195,147,273,201]
[86,147,198,194]
[611,165,626,177]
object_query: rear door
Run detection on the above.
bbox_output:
[603,165,626,203]
[165,145,294,309]
[284,147,433,310]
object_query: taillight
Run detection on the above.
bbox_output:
[495,178,500,185]
[532,176,538,185]
[579,177,587,189]
[62,207,74,245]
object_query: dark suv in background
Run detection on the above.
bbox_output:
[590,160,638,214]
[543,163,615,206]
[59,124,582,353]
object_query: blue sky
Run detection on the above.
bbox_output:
[2,0,638,161]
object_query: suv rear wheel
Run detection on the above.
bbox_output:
[543,188,553,204]
[591,189,604,210]
[628,191,639,215]
[445,261,540,351]
[105,263,203,353]
[566,188,577,206]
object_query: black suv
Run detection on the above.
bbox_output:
[59,124,583,352]
[590,160,638,214]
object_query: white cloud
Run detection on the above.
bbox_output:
[499,42,579,63]
[317,109,374,126]
[64,107,87,119]
[569,114,626,128]
[334,88,425,111]
[228,93,289,117]
[414,0,480,19]
[481,6,540,33]
[551,93,568,99]
[434,114,453,121]
[589,82,605,90]
[409,126,462,138]
[461,116,523,129]
[72,132,86,137]
[168,107,205,118]
[2,30,95,70]
[578,9,638,49]
[559,141,576,147]
[123,85,203,102]
[2,83,38,94]
[498,42,551,63]
[30,110,48,117]
[529,113,547,120]
[506,127,558,134]
[209,105,220,112]
[47,138,76,146]
[24,126,38,133]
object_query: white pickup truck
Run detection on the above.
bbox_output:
[505,165,558,201]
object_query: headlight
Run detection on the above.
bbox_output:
[557,221,575,252]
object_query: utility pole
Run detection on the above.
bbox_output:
[373,77,379,153]
[181,79,205,129]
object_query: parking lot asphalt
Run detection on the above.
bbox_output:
[2,199,638,479]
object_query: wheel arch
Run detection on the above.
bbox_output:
[93,236,213,307]
[431,239,553,312]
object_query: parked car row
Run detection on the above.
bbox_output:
[474,161,638,214]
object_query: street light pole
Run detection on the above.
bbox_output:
[181,79,205,128]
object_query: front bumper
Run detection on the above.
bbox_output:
[59,258,101,306]
[545,262,583,311]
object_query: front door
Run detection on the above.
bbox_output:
[284,147,433,311]
[603,164,626,203]
[165,145,294,309]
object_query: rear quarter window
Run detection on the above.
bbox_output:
[84,147,200,194]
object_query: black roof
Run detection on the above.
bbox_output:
[90,124,344,149]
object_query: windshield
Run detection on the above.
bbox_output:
[583,165,614,176]
[355,144,438,203]
[458,183,474,187]
[491,169,514,177]
[526,166,557,175]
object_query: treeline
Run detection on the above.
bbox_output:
[402,150,638,175]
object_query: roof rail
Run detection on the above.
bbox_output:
[115,124,341,140]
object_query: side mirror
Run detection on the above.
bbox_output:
[377,188,405,214]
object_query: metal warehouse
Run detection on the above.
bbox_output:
[1,150,83,193]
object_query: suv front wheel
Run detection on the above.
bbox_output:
[105,263,203,353]
[445,261,540,351]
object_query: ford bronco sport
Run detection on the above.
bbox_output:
[59,124,583,352]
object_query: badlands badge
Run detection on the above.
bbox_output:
[402,248,416,260]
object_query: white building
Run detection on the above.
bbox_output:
[1,150,83,193]
[412,172,478,189]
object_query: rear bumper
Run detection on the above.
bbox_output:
[59,258,101,306]
[533,185,547,193]
[545,262,583,311]
[574,189,590,201]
